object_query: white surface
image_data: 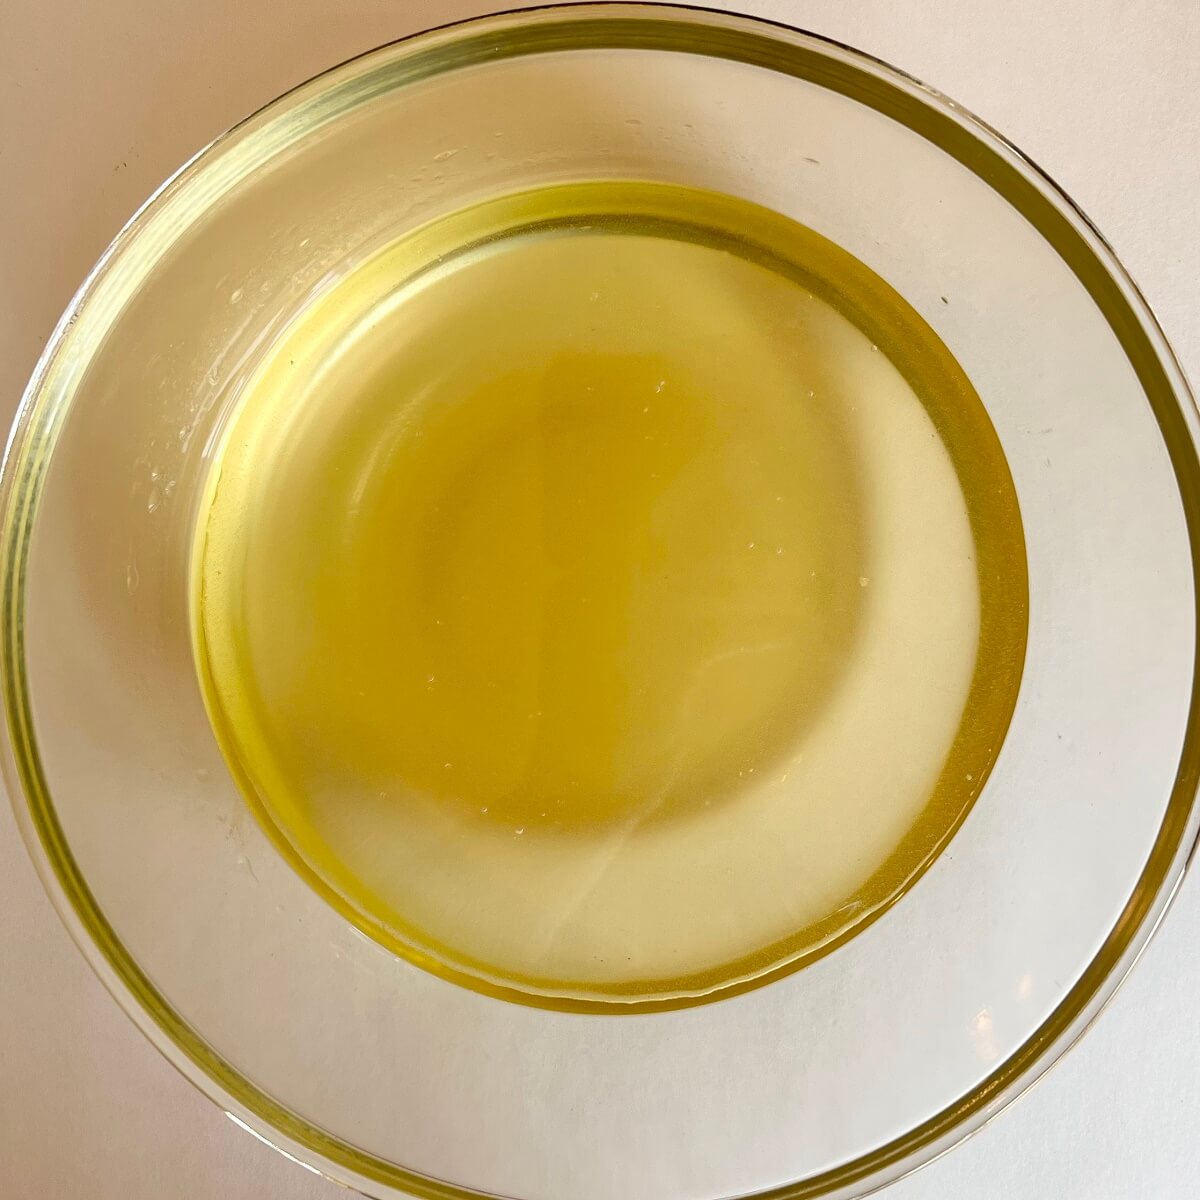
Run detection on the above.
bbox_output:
[1,2,1198,1198]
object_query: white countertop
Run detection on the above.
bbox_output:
[3,2,1198,1196]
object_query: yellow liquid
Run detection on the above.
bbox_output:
[194,181,1027,1009]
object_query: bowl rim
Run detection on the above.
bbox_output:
[2,5,1198,1199]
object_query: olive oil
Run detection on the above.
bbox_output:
[193,181,1027,1009]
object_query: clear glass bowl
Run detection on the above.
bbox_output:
[2,6,1197,1199]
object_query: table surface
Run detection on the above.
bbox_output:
[3,2,1199,1197]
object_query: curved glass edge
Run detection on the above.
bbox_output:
[1,5,1198,1200]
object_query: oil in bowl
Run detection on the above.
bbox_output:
[193,181,1027,1009]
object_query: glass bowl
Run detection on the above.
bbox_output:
[2,5,1197,1199]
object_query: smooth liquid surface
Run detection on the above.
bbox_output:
[195,182,1027,1008]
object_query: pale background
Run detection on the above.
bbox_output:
[2,1,1198,1196]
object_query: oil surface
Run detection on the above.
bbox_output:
[194,181,1027,1009]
